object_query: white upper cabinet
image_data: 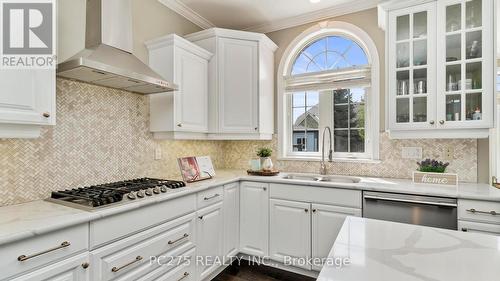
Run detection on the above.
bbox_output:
[381,0,495,139]
[0,68,55,138]
[146,34,212,139]
[185,28,278,140]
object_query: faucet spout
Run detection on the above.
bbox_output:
[320,126,333,175]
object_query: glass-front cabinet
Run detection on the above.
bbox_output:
[385,0,494,137]
[437,0,494,129]
[388,3,436,130]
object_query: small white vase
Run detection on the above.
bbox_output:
[260,157,273,171]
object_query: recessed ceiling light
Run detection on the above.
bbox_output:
[310,0,321,3]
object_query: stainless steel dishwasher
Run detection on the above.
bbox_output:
[363,191,457,230]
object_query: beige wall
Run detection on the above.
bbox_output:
[266,8,386,130]
[57,0,201,63]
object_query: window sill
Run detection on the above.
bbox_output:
[277,156,382,164]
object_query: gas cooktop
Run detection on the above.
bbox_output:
[47,178,186,211]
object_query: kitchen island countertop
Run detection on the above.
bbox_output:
[317,216,500,281]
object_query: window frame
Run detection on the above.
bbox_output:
[277,21,380,161]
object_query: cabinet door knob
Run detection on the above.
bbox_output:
[461,228,468,232]
[304,209,309,213]
[177,123,182,127]
[439,120,445,125]
[312,209,317,213]
[42,112,50,118]
[81,262,90,269]
[429,120,435,125]
[254,127,258,131]
[263,187,267,191]
[198,216,204,220]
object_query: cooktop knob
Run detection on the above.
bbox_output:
[145,189,153,196]
[153,187,160,194]
[160,186,168,193]
[136,190,145,198]
[127,192,136,200]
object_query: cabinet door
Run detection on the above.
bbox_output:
[218,38,259,133]
[311,204,361,271]
[0,69,55,125]
[269,199,311,270]
[458,220,500,236]
[11,253,89,281]
[223,183,239,259]
[174,48,208,132]
[388,3,436,130]
[239,182,269,257]
[437,0,494,129]
[196,202,223,280]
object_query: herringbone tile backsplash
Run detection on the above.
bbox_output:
[0,79,478,207]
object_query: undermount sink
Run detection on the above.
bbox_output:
[282,174,361,184]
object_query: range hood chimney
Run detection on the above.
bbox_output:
[57,0,176,94]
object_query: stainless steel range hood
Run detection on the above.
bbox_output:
[57,0,176,94]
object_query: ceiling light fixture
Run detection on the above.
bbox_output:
[310,0,321,3]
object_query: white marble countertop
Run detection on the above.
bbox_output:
[317,216,500,281]
[1,169,500,246]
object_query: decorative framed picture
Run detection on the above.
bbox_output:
[177,156,215,183]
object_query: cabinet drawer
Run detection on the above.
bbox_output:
[458,199,500,225]
[270,183,362,208]
[458,220,500,236]
[197,186,223,209]
[90,194,196,248]
[0,224,88,280]
[90,213,196,281]
[151,248,196,281]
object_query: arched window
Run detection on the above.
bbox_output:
[277,21,380,161]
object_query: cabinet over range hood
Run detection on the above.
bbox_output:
[57,0,176,94]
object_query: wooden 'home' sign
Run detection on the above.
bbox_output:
[412,171,458,186]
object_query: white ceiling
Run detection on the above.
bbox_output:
[160,0,380,33]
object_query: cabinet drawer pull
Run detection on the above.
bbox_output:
[204,194,220,201]
[177,272,190,281]
[168,233,189,245]
[111,256,143,272]
[466,208,499,216]
[17,241,70,262]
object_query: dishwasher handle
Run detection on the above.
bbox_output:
[364,195,457,208]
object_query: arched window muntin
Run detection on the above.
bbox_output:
[277,21,380,161]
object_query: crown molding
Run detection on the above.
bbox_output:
[158,0,215,29]
[244,0,380,34]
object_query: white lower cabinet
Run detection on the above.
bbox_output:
[223,183,240,259]
[239,181,269,257]
[269,199,311,270]
[196,202,223,280]
[311,204,362,271]
[458,220,500,236]
[10,252,90,281]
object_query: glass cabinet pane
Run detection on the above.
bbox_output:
[466,0,482,29]
[466,31,482,59]
[396,98,410,123]
[413,12,427,38]
[397,71,410,95]
[446,64,461,91]
[446,4,462,32]
[396,42,409,68]
[446,95,462,121]
[413,40,427,66]
[466,62,482,90]
[466,92,482,120]
[413,97,427,122]
[414,69,427,94]
[446,34,461,61]
[397,15,410,40]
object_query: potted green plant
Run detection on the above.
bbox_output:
[257,147,273,171]
[416,159,450,173]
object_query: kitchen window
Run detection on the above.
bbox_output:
[278,21,380,161]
